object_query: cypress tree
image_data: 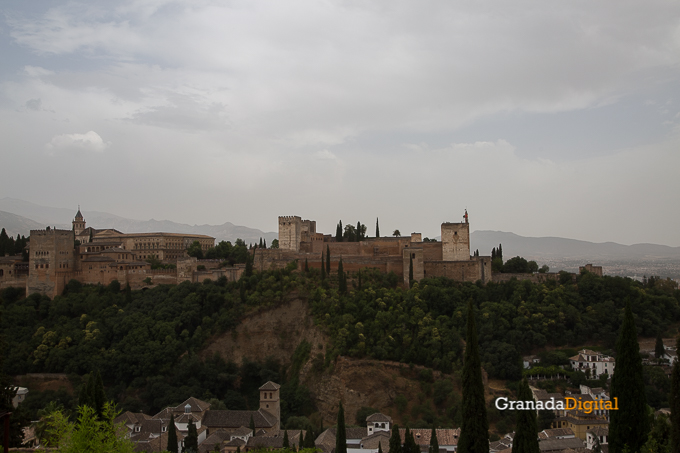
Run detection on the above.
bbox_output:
[491,247,496,260]
[239,280,246,302]
[306,427,316,448]
[326,245,331,275]
[511,379,539,453]
[259,238,263,248]
[404,427,417,453]
[338,259,347,295]
[250,414,256,433]
[356,221,361,242]
[656,333,665,360]
[78,376,93,409]
[389,424,402,453]
[457,300,489,453]
[672,336,680,453]
[336,402,347,453]
[283,430,290,449]
[186,418,198,453]
[409,256,414,287]
[336,221,343,242]
[378,441,383,453]
[300,431,305,450]
[264,239,267,249]
[498,244,503,261]
[93,370,106,418]
[167,414,178,453]
[609,301,649,453]
[429,426,439,453]
[304,258,309,273]
[125,283,132,303]
[245,252,253,277]
[403,427,411,453]
[0,228,8,256]
[376,218,380,238]
[321,253,326,280]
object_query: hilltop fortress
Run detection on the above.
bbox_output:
[0,209,593,298]
[253,213,493,286]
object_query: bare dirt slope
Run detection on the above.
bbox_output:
[200,297,499,426]
[200,298,328,365]
[13,373,74,394]
[301,356,437,425]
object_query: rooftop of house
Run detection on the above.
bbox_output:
[201,408,277,429]
[538,428,575,439]
[588,426,609,436]
[366,412,392,423]
[538,437,585,452]
[259,381,281,391]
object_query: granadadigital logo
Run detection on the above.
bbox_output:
[495,397,618,414]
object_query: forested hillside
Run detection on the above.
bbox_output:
[1,265,679,429]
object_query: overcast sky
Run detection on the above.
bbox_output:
[1,0,679,245]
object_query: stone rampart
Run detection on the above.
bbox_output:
[424,257,492,283]
[491,272,561,284]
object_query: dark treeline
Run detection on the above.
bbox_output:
[0,264,313,421]
[310,270,680,381]
[0,228,28,258]
[194,238,250,263]
[335,220,368,242]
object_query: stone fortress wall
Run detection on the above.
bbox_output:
[256,212,492,287]
[10,209,600,298]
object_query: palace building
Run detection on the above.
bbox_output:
[24,209,216,298]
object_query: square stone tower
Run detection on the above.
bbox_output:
[278,216,316,252]
[278,216,302,251]
[27,227,76,298]
[441,222,470,261]
[259,381,281,430]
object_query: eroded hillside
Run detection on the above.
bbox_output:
[199,297,494,428]
[200,297,328,365]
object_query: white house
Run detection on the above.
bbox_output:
[586,427,608,450]
[11,387,28,408]
[569,349,615,378]
[366,413,391,435]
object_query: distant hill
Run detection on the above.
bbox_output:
[471,230,680,261]
[0,211,45,238]
[0,198,277,245]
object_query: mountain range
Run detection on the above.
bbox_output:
[0,198,278,245]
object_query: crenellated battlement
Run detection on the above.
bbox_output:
[30,228,74,237]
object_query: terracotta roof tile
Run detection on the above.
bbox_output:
[366,413,392,423]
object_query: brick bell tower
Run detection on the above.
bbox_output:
[259,381,281,430]
[72,206,86,236]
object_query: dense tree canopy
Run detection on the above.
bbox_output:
[1,260,679,437]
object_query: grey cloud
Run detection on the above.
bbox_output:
[25,98,41,110]
[1,0,679,246]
